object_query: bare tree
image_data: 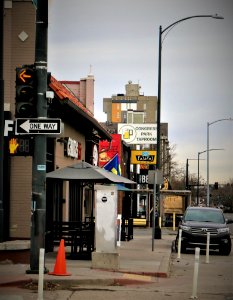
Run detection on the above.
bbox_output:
[210,179,233,211]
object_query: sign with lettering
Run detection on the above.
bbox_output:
[118,123,157,144]
[16,118,61,134]
[64,137,81,159]
[131,150,156,164]
[137,174,148,184]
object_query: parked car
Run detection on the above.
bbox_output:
[175,206,233,255]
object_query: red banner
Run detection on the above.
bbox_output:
[99,134,121,168]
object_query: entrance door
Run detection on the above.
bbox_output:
[46,180,63,251]
[69,181,82,221]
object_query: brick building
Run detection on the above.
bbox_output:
[2,0,111,241]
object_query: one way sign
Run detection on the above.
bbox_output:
[16,118,61,135]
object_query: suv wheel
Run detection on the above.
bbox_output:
[181,243,187,253]
[174,237,178,252]
[175,236,187,253]
[219,238,232,256]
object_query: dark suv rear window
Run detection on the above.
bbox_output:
[184,208,225,224]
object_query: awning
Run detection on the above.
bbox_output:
[46,161,135,185]
[117,184,133,191]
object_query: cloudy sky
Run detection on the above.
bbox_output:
[48,0,233,184]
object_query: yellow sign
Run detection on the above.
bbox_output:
[131,150,156,165]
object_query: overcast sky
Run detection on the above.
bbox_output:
[48,0,233,184]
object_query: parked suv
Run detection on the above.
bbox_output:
[175,206,233,255]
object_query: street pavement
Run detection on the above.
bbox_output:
[0,227,232,300]
[0,228,173,292]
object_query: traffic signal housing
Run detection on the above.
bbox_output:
[214,182,219,189]
[15,65,36,118]
[8,136,34,156]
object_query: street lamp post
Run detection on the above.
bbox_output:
[156,14,223,217]
[206,118,232,206]
[197,151,207,205]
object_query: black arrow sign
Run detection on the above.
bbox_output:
[16,118,61,135]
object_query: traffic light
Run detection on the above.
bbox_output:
[214,182,219,189]
[15,65,36,118]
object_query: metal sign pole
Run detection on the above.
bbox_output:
[27,0,48,273]
[152,171,157,251]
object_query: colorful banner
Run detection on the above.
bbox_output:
[99,134,121,168]
[103,153,121,175]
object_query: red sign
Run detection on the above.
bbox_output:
[99,134,121,168]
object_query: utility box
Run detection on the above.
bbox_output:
[92,185,119,270]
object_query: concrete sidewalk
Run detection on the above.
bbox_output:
[0,228,175,287]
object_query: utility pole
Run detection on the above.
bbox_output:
[0,0,4,242]
[185,158,198,189]
[27,0,48,273]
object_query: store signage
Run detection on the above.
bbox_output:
[99,134,121,168]
[118,123,157,145]
[92,144,99,166]
[4,120,14,136]
[131,150,156,164]
[137,174,148,184]
[64,137,81,159]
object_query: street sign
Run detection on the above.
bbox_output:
[148,170,163,184]
[16,118,61,135]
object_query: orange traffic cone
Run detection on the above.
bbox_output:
[49,239,71,276]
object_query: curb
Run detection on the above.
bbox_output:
[0,230,173,288]
[0,263,171,288]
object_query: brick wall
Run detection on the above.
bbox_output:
[4,1,36,238]
[10,157,32,238]
[4,1,36,116]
